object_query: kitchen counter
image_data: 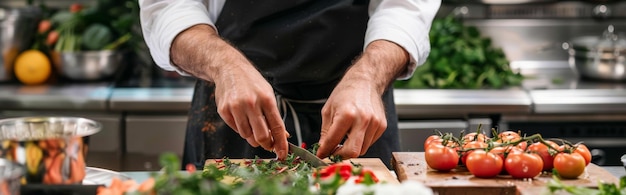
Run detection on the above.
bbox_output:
[1,61,626,115]
[0,83,111,111]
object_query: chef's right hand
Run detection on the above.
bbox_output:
[170,24,289,159]
[214,64,289,159]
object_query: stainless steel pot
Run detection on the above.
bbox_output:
[51,50,125,81]
[0,158,24,195]
[0,6,40,82]
[566,25,626,81]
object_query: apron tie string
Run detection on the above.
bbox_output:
[276,95,326,147]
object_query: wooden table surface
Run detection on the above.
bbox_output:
[392,152,619,195]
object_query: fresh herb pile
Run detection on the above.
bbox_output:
[98,148,380,195]
[394,15,524,89]
[547,171,626,195]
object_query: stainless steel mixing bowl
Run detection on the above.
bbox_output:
[50,50,124,81]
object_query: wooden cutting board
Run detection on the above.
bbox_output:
[392,152,619,195]
[206,158,398,184]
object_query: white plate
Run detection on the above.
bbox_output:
[82,167,131,186]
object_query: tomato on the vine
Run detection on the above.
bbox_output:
[527,141,559,171]
[425,144,459,171]
[463,132,488,143]
[553,152,586,179]
[461,141,488,165]
[466,150,503,178]
[424,135,441,150]
[574,144,592,165]
[504,152,543,179]
[498,131,521,143]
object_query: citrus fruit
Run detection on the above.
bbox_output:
[14,50,52,85]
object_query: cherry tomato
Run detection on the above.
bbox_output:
[466,150,503,178]
[553,152,586,179]
[574,144,592,165]
[461,141,488,165]
[527,141,559,171]
[498,131,521,143]
[355,169,379,183]
[425,144,459,171]
[504,152,543,179]
[516,141,528,151]
[489,146,507,160]
[463,132,488,143]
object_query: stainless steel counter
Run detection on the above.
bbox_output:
[0,83,111,110]
[108,88,193,111]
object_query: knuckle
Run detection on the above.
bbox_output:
[343,149,360,158]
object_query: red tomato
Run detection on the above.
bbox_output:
[185,163,197,173]
[516,141,528,151]
[355,169,379,183]
[425,144,459,171]
[461,141,488,165]
[463,132,488,143]
[466,150,503,178]
[527,141,559,171]
[70,3,83,13]
[424,135,441,150]
[504,152,543,179]
[489,146,507,160]
[574,144,592,165]
[314,163,353,181]
[553,152,586,179]
[498,131,521,143]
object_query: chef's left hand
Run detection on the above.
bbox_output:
[316,40,409,159]
[316,79,387,159]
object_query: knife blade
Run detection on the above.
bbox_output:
[288,143,328,167]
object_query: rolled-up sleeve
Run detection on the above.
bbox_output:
[366,0,441,80]
[139,0,214,74]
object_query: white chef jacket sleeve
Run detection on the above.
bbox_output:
[366,0,441,80]
[139,0,217,75]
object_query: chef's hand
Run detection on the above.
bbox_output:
[170,24,289,159]
[316,40,410,159]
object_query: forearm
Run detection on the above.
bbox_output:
[170,24,251,83]
[342,40,409,95]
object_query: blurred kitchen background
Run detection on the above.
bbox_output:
[1,0,625,171]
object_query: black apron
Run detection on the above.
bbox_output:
[182,0,400,169]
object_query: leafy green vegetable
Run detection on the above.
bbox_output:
[546,174,626,195]
[395,15,524,89]
[82,23,113,50]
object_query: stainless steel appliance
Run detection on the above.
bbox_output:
[0,6,39,82]
[419,1,626,165]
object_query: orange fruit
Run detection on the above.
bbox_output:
[14,50,52,85]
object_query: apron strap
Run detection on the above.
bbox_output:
[276,95,326,146]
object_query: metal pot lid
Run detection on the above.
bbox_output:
[571,25,626,51]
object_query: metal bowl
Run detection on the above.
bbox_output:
[50,50,124,81]
[0,116,101,184]
[0,158,24,195]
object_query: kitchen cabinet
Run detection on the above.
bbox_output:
[124,114,187,171]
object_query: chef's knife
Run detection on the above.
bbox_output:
[288,143,328,167]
